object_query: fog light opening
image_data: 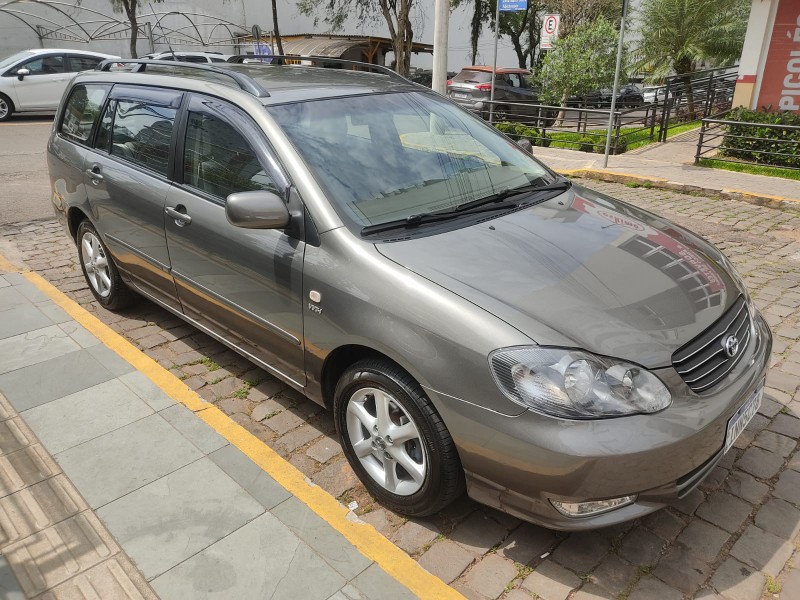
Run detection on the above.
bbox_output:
[550,495,637,518]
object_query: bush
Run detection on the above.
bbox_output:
[577,136,596,152]
[538,135,553,148]
[719,108,800,168]
[495,121,516,135]
[494,122,550,147]
[612,135,628,154]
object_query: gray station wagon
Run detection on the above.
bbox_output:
[47,57,771,530]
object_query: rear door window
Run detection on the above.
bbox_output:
[66,55,104,72]
[19,54,64,75]
[110,98,177,177]
[60,84,111,144]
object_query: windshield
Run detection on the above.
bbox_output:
[0,51,35,71]
[269,91,554,230]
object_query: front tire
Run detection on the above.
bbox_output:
[76,220,138,310]
[334,359,465,517]
[0,94,13,122]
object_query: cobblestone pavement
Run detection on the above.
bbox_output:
[3,180,800,600]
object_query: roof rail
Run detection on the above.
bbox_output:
[95,59,270,98]
[226,55,413,85]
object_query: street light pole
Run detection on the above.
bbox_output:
[489,0,500,123]
[602,0,628,168]
[432,0,449,95]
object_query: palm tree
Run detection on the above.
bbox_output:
[634,0,749,117]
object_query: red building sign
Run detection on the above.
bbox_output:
[759,0,800,112]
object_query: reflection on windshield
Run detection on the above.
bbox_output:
[268,91,552,229]
[0,51,35,71]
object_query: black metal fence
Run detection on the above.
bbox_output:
[695,110,800,170]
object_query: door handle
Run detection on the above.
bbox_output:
[165,206,192,226]
[85,168,103,184]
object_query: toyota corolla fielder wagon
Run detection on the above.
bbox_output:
[46,58,771,530]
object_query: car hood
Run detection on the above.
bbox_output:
[375,184,741,368]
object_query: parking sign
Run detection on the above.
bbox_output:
[499,0,527,11]
[540,14,560,49]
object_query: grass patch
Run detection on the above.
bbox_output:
[200,357,221,371]
[210,377,224,385]
[541,122,699,153]
[766,575,782,593]
[233,382,253,399]
[697,158,800,181]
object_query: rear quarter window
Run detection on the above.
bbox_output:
[60,84,110,145]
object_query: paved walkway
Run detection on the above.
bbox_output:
[534,133,800,203]
[0,269,425,600]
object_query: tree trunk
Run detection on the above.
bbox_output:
[554,89,569,127]
[470,0,482,64]
[682,73,696,120]
[123,1,139,58]
[380,0,414,77]
[511,36,525,69]
[271,0,284,56]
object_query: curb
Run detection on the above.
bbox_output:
[558,168,800,212]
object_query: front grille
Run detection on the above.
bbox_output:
[672,297,752,393]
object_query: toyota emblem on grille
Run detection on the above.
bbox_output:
[723,335,740,358]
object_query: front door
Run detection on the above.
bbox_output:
[83,85,182,310]
[13,53,71,110]
[165,95,305,385]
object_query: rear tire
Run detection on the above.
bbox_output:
[334,359,465,517]
[0,94,13,122]
[76,220,138,310]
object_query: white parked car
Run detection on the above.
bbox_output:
[142,51,232,63]
[0,49,119,121]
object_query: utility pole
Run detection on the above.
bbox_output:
[432,0,449,94]
[602,0,628,168]
[489,0,500,123]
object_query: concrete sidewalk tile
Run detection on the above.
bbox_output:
[0,417,36,455]
[57,322,100,349]
[85,344,135,377]
[3,511,119,597]
[270,496,371,580]
[0,349,115,412]
[37,555,158,600]
[0,393,13,421]
[0,288,30,312]
[0,475,85,548]
[0,555,25,600]
[55,414,202,508]
[0,325,80,375]
[209,444,291,509]
[159,404,227,455]
[119,372,174,412]
[151,513,345,600]
[0,445,60,498]
[9,280,49,304]
[36,302,70,325]
[349,563,416,600]
[97,458,264,579]
[0,277,9,288]
[23,379,153,455]
[0,304,53,340]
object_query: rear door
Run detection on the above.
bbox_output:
[13,53,70,110]
[66,54,106,74]
[83,85,182,310]
[164,95,305,385]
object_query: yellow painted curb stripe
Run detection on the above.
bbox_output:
[0,253,17,273]
[20,269,463,600]
[724,188,800,205]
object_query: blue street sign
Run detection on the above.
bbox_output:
[499,0,527,11]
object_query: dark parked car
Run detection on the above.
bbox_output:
[446,66,553,124]
[578,85,644,108]
[47,57,771,530]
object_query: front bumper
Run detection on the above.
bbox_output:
[430,312,772,531]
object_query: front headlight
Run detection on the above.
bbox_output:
[489,347,671,419]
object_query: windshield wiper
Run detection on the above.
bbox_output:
[360,178,572,237]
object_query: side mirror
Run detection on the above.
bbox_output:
[516,139,533,154]
[225,190,290,229]
[16,68,30,81]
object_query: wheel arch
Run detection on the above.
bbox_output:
[67,206,90,241]
[0,92,15,112]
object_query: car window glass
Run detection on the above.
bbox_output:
[453,70,490,84]
[60,84,109,144]
[20,55,64,75]
[95,99,115,153]
[183,112,280,200]
[179,55,208,63]
[111,100,176,177]
[506,74,521,88]
[67,55,103,72]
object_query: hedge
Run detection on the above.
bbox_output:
[495,122,552,147]
[719,108,800,168]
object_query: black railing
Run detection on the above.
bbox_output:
[475,99,660,154]
[695,110,800,170]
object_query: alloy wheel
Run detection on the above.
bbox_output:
[345,387,427,496]
[80,231,112,298]
[0,98,8,120]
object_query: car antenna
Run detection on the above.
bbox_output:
[149,2,176,60]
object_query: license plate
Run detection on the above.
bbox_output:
[724,384,764,454]
[453,93,469,99]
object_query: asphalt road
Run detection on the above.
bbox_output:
[0,117,55,224]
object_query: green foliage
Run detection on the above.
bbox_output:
[634,0,748,78]
[494,122,552,146]
[577,136,596,152]
[718,108,800,169]
[612,135,627,154]
[535,17,624,106]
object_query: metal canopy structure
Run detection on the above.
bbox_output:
[0,0,248,48]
